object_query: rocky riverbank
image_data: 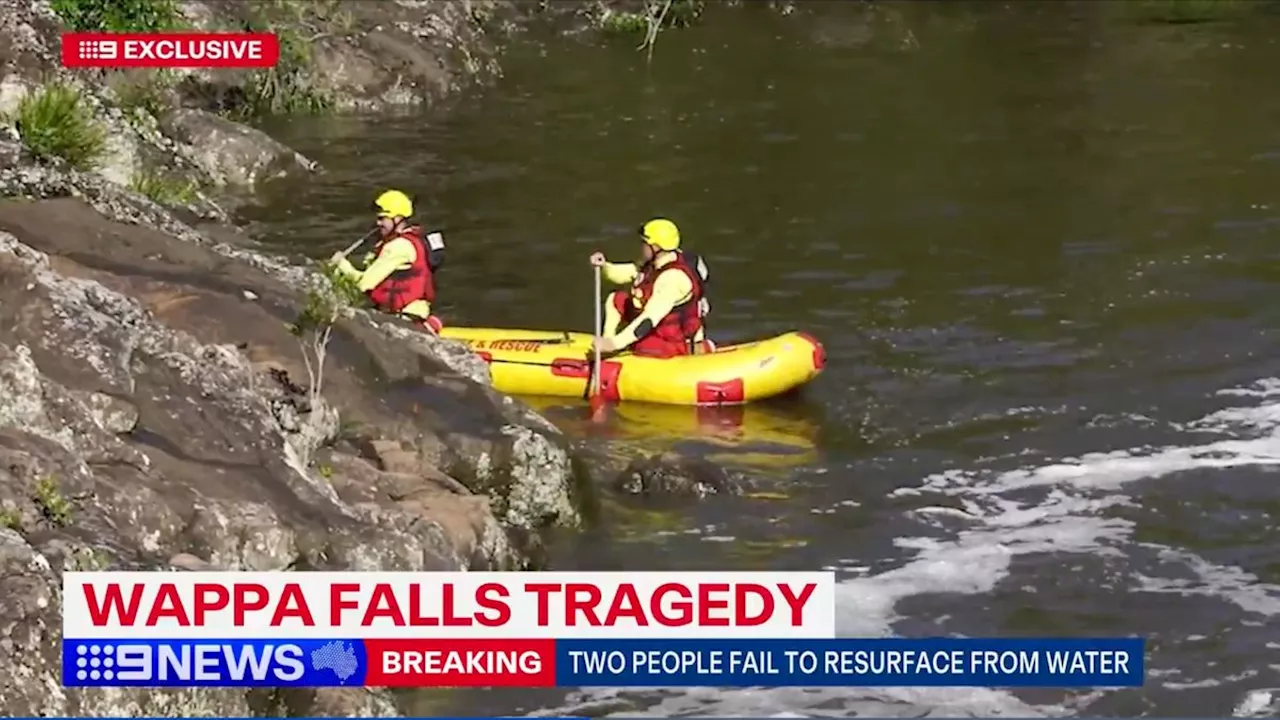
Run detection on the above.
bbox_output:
[0,0,791,712]
[0,0,620,715]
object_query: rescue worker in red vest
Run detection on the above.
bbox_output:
[589,218,714,357]
[329,189,445,333]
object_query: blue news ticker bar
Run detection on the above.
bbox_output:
[552,638,1144,687]
[62,637,1143,688]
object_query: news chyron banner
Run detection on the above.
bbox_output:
[61,572,1144,688]
[61,33,280,69]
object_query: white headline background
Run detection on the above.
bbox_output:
[63,571,836,639]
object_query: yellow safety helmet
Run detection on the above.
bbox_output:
[640,218,680,251]
[373,189,413,219]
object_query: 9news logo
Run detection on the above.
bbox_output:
[63,639,336,686]
[70,643,147,682]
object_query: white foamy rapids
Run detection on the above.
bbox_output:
[847,376,1280,711]
[1234,688,1279,717]
[876,375,1280,618]
[534,378,1280,717]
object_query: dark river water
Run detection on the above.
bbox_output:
[242,2,1280,716]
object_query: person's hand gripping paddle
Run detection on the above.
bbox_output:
[328,228,378,267]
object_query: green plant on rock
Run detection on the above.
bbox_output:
[600,0,704,59]
[51,0,183,32]
[318,3,357,34]
[68,546,113,571]
[32,476,72,527]
[115,70,176,119]
[130,167,199,207]
[287,264,364,414]
[601,10,650,34]
[15,83,107,171]
[335,417,365,444]
[236,26,332,119]
[0,508,22,531]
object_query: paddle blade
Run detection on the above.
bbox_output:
[588,393,609,423]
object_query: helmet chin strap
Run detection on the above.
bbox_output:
[650,243,675,260]
[376,216,410,235]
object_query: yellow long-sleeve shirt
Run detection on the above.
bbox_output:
[601,253,703,350]
[334,237,432,319]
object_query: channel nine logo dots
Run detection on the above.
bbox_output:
[75,39,118,61]
[74,643,118,681]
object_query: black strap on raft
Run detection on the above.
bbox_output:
[582,355,599,401]
[485,356,585,370]
[682,251,711,354]
[486,336,575,346]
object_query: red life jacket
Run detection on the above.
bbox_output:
[366,226,436,313]
[622,251,706,355]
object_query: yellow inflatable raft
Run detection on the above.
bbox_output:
[439,327,825,406]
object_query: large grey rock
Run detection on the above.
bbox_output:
[0,197,591,713]
[160,109,315,190]
[0,195,588,543]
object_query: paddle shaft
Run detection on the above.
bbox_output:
[340,216,445,258]
[592,265,603,396]
[339,228,378,258]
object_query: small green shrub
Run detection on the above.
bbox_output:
[15,84,107,170]
[235,28,332,119]
[599,0,705,58]
[51,0,183,32]
[115,70,176,118]
[252,0,356,34]
[32,476,72,527]
[320,5,357,34]
[130,168,198,206]
[288,264,364,407]
[69,546,113,571]
[601,10,650,34]
[0,508,22,531]
[283,263,364,468]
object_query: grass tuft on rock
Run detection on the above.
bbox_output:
[236,26,333,118]
[33,476,72,527]
[130,168,198,206]
[598,0,705,58]
[51,0,183,32]
[0,507,21,531]
[15,83,108,171]
[600,9,650,34]
[114,70,176,119]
